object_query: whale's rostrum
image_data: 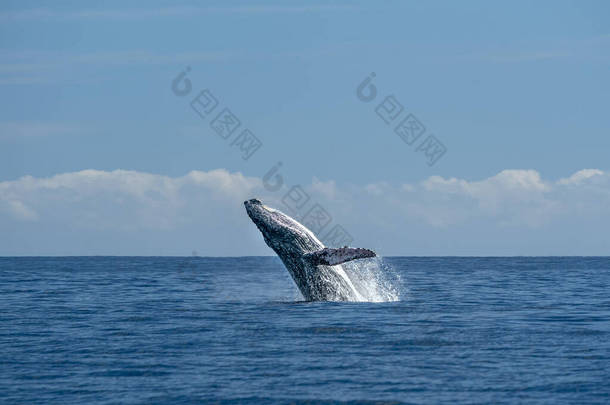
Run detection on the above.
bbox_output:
[244,198,376,301]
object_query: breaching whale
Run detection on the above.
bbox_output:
[244,198,376,301]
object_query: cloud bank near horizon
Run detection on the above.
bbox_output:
[1,168,609,256]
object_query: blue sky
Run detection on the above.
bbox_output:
[1,1,609,255]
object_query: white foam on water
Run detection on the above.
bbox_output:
[342,257,403,302]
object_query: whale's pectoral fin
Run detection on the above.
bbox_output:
[304,247,376,266]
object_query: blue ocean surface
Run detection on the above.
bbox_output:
[1,256,609,404]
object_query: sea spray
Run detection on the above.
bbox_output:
[342,257,403,302]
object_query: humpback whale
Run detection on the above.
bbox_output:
[244,198,376,301]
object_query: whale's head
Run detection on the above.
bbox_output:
[244,198,321,255]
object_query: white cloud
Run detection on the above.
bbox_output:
[0,169,261,228]
[557,169,604,185]
[1,168,609,255]
[310,177,338,200]
[1,199,38,221]
[399,170,554,227]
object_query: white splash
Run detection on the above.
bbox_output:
[341,257,402,302]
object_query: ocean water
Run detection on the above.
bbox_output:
[1,256,609,404]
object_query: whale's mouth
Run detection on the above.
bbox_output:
[245,198,276,215]
[244,198,270,226]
